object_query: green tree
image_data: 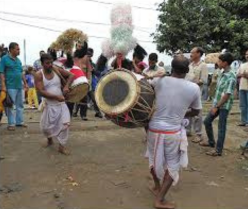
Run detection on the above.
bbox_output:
[219,0,248,59]
[154,0,248,59]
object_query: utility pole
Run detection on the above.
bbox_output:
[23,39,27,66]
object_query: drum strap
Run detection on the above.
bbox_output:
[52,66,67,88]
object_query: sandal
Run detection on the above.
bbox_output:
[199,141,215,147]
[191,135,202,143]
[237,123,246,127]
[16,124,28,128]
[7,126,15,131]
[206,150,221,156]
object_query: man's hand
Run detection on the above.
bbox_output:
[210,107,218,116]
[197,80,204,86]
[154,71,165,78]
[56,95,65,102]
[241,72,248,78]
[1,85,6,92]
[24,84,29,92]
[142,73,150,79]
[63,86,70,95]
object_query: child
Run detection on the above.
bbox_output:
[25,71,38,109]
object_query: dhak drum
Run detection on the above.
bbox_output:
[95,69,155,128]
[66,67,89,103]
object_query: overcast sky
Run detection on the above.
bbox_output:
[0,0,172,65]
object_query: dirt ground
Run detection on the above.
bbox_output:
[0,102,248,209]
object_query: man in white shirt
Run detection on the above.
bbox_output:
[33,50,45,71]
[147,55,202,209]
[185,47,208,143]
[143,53,166,79]
[237,50,248,126]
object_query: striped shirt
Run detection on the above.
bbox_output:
[213,68,236,111]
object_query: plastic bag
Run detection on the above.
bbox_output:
[3,92,13,108]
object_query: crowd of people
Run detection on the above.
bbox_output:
[0,41,248,209]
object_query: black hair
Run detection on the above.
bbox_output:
[219,52,234,66]
[9,42,19,51]
[47,48,57,61]
[74,42,88,58]
[112,58,132,71]
[195,47,204,57]
[41,53,53,64]
[133,44,147,61]
[0,47,8,58]
[40,50,45,54]
[148,53,158,62]
[96,54,108,72]
[64,52,74,68]
[171,55,190,74]
[215,63,219,69]
[87,48,94,54]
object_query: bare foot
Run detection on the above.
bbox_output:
[43,138,53,148]
[58,145,70,155]
[148,184,160,196]
[154,200,175,209]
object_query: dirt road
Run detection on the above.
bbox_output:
[0,108,248,209]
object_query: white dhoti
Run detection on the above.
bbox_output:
[40,102,70,145]
[147,121,188,185]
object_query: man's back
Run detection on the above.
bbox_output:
[149,76,202,131]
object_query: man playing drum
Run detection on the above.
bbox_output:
[35,54,74,155]
[147,55,202,209]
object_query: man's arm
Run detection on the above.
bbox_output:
[218,78,235,108]
[33,60,37,71]
[215,94,231,108]
[186,86,202,117]
[237,67,243,78]
[0,74,6,92]
[132,61,142,74]
[210,94,231,115]
[0,57,6,91]
[86,56,93,72]
[57,67,74,94]
[199,63,208,86]
[34,72,64,102]
[243,70,248,79]
[22,74,28,90]
[211,78,235,114]
[185,108,200,117]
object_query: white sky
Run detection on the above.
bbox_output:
[0,0,172,65]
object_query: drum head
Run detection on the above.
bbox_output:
[95,69,140,115]
[67,83,89,103]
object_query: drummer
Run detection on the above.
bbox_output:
[73,42,91,120]
[147,55,202,209]
[143,53,166,79]
[35,53,74,155]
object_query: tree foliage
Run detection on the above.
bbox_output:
[153,0,248,59]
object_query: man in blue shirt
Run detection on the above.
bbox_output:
[0,42,28,131]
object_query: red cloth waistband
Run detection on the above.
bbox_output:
[149,129,179,135]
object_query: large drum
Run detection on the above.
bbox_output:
[53,64,89,103]
[66,67,89,103]
[95,69,155,128]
